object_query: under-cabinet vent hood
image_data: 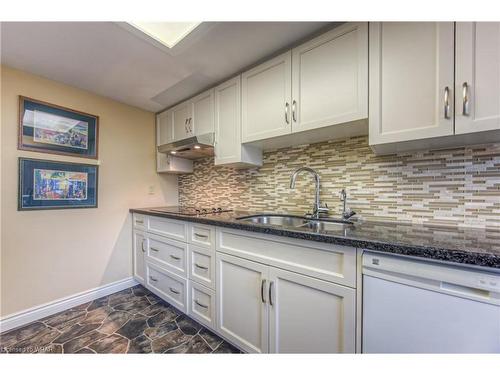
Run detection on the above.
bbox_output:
[157,133,215,160]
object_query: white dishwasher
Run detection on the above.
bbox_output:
[362,251,500,353]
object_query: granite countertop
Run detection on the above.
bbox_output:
[130,207,500,270]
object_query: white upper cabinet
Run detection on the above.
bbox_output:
[214,76,262,167]
[241,51,292,142]
[455,22,500,135]
[156,109,173,146]
[171,100,193,141]
[191,89,215,136]
[291,22,368,133]
[369,22,455,148]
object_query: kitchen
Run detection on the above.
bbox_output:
[0,2,499,372]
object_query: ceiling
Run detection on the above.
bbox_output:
[1,22,331,112]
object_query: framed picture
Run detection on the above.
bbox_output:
[18,158,98,210]
[18,96,99,159]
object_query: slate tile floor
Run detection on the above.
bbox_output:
[0,285,240,354]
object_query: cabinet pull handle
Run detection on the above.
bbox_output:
[261,279,267,304]
[444,86,451,119]
[195,263,208,270]
[285,102,290,124]
[150,247,159,252]
[170,254,181,260]
[462,82,469,116]
[135,219,144,224]
[269,281,274,306]
[169,287,180,295]
[141,240,146,253]
[149,276,158,282]
[292,100,297,122]
[194,232,208,239]
[194,299,208,309]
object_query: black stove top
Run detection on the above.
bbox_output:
[149,206,232,216]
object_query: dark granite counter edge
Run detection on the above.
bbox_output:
[130,208,500,270]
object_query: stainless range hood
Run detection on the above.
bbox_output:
[157,133,215,160]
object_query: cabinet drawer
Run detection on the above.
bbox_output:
[217,228,356,288]
[146,262,187,313]
[148,216,187,241]
[188,280,216,330]
[133,213,147,231]
[147,234,187,277]
[188,245,215,289]
[188,223,215,249]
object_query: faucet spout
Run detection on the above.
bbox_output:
[289,167,325,218]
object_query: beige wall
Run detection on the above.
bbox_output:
[0,66,178,317]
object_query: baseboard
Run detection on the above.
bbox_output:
[0,277,139,333]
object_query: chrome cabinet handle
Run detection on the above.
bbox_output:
[194,232,208,239]
[462,82,469,116]
[170,254,181,260]
[261,279,267,303]
[194,299,208,309]
[292,100,297,122]
[269,281,274,306]
[169,287,180,295]
[141,240,146,253]
[444,87,451,119]
[149,276,158,282]
[285,102,290,124]
[195,263,208,270]
[150,247,159,252]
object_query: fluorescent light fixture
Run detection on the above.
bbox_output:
[127,22,201,48]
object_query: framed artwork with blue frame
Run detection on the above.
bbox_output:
[19,158,98,210]
[18,96,99,159]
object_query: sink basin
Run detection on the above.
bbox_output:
[236,214,353,232]
[236,214,309,227]
[299,220,352,232]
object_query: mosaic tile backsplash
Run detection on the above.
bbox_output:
[178,136,500,228]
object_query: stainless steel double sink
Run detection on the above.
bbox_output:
[236,214,353,232]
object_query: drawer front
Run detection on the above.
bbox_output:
[147,234,187,277]
[188,245,215,289]
[217,228,356,288]
[189,223,215,249]
[148,215,187,241]
[133,213,147,231]
[188,280,216,330]
[146,262,187,313]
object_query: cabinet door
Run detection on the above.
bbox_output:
[455,22,500,134]
[241,51,292,142]
[291,22,368,133]
[369,22,455,146]
[133,230,146,284]
[172,100,193,141]
[216,252,269,353]
[268,267,355,353]
[215,76,242,164]
[191,89,214,136]
[156,110,173,146]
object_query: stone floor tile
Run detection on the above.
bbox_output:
[89,334,129,354]
[146,308,179,327]
[144,321,178,340]
[213,341,241,354]
[176,315,202,335]
[165,335,212,354]
[116,316,148,340]
[42,309,87,330]
[87,296,109,311]
[63,330,107,353]
[128,334,152,354]
[151,329,192,353]
[53,323,101,344]
[98,310,132,334]
[0,321,47,348]
[198,328,224,350]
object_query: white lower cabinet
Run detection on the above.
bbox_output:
[216,252,269,353]
[188,280,216,330]
[133,230,146,284]
[268,267,355,353]
[216,251,356,353]
[146,261,188,313]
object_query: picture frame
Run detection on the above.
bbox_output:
[18,158,98,210]
[18,96,99,159]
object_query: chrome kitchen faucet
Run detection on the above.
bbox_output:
[289,167,329,219]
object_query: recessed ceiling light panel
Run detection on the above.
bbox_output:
[127,22,201,49]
